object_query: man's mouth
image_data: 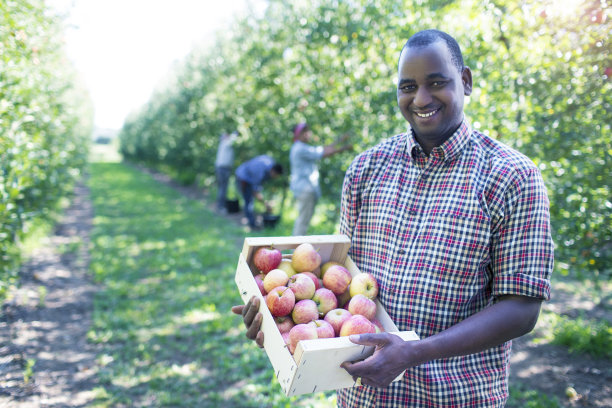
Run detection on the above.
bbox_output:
[414,108,439,118]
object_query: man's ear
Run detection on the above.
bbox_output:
[462,66,473,96]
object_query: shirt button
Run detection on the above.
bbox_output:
[398,249,406,255]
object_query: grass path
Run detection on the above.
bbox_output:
[87,162,335,407]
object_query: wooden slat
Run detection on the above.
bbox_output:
[290,331,418,395]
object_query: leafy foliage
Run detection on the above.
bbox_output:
[0,0,93,298]
[119,0,610,280]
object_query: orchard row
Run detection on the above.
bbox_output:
[0,1,92,298]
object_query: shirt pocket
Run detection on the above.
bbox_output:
[418,200,491,280]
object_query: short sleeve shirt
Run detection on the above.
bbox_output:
[215,134,236,168]
[235,155,275,192]
[337,120,554,407]
[290,141,324,197]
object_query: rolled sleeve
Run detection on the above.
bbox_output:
[490,168,554,300]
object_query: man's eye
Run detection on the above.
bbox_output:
[399,85,415,92]
[432,81,446,87]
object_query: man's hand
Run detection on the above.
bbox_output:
[340,295,543,388]
[231,296,265,348]
[340,333,415,388]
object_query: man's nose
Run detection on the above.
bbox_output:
[413,86,433,108]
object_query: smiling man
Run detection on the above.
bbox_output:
[396,34,471,154]
[337,29,554,407]
[231,29,553,407]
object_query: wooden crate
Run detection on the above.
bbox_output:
[235,235,418,396]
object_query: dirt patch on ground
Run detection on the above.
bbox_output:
[0,182,99,407]
[1,169,610,407]
[510,309,612,407]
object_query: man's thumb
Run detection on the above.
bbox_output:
[349,333,385,346]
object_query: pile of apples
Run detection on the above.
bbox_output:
[252,243,382,355]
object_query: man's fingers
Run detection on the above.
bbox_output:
[255,330,265,348]
[246,312,263,340]
[242,297,254,317]
[348,333,387,346]
[340,361,354,371]
[231,305,245,315]
[241,296,260,320]
[232,296,265,346]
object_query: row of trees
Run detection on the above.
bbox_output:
[119,0,611,279]
[0,0,93,298]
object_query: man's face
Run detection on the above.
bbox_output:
[397,41,472,146]
[299,129,312,143]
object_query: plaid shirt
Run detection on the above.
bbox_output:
[337,120,553,407]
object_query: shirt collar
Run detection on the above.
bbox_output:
[406,118,472,162]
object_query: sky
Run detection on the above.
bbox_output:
[50,0,262,130]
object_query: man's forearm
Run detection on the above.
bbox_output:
[405,295,542,365]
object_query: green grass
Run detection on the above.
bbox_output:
[549,314,612,359]
[507,384,561,408]
[86,162,336,407]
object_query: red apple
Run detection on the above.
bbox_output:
[347,294,377,321]
[312,287,338,317]
[323,308,352,336]
[312,319,335,339]
[288,322,318,354]
[300,271,322,290]
[339,314,376,337]
[287,273,316,300]
[253,246,282,273]
[263,269,289,293]
[275,315,295,334]
[320,261,342,278]
[254,273,266,295]
[322,265,352,295]
[291,299,319,324]
[266,286,295,317]
[349,272,379,300]
[291,243,322,272]
[277,259,297,277]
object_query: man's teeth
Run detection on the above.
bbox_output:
[416,110,437,118]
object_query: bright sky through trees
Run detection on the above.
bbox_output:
[50,0,262,130]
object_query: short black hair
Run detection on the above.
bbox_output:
[401,29,464,73]
[272,163,284,175]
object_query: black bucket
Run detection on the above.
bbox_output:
[262,213,281,228]
[225,199,240,213]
